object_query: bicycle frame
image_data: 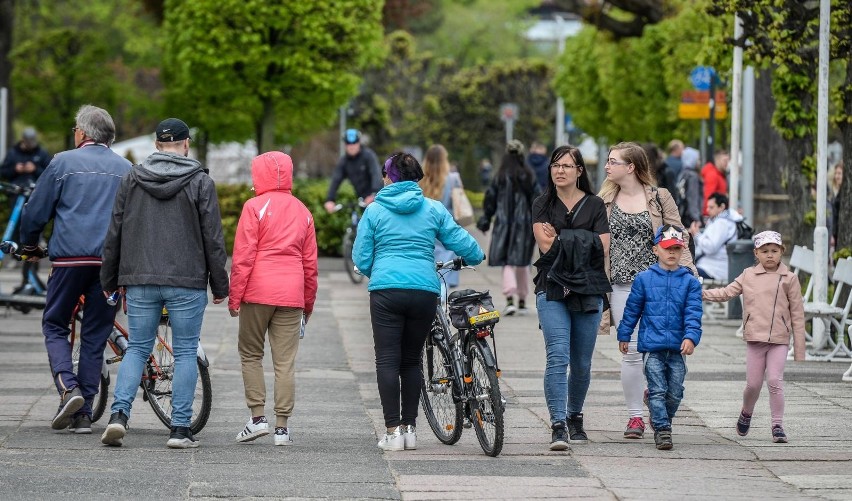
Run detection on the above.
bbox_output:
[0,182,46,296]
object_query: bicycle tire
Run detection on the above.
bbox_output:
[142,320,213,434]
[469,340,504,457]
[420,318,463,445]
[70,311,110,423]
[342,229,363,284]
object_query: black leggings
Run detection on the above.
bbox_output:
[369,289,438,428]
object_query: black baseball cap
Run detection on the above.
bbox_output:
[156,118,191,142]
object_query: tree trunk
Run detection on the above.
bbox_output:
[836,56,852,252]
[784,135,814,247]
[256,98,275,154]
[752,69,790,233]
[0,0,14,148]
[196,130,209,168]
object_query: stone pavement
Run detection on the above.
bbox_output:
[1,246,851,500]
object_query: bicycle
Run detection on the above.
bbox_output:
[333,198,367,284]
[0,241,213,434]
[420,258,505,456]
[0,181,47,313]
[69,295,213,434]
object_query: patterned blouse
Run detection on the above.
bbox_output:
[609,203,656,284]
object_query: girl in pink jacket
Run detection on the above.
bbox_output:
[703,231,805,443]
[229,152,318,446]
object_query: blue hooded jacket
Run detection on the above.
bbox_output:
[617,263,703,352]
[353,181,484,294]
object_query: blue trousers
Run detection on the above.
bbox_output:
[42,266,115,417]
[643,350,688,431]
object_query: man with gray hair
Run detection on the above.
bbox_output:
[19,105,132,434]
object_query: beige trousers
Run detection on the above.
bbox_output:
[238,303,301,428]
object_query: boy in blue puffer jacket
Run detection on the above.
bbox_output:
[617,224,702,451]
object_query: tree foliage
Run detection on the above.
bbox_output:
[10,0,162,149]
[163,0,385,154]
[555,1,725,146]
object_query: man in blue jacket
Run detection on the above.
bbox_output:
[617,225,702,451]
[19,105,132,433]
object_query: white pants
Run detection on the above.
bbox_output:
[611,282,644,419]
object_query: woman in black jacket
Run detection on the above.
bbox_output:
[532,145,610,451]
[477,140,540,315]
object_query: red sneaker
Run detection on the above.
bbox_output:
[624,416,645,439]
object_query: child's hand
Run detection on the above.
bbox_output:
[681,339,695,355]
[701,290,708,300]
[619,341,629,354]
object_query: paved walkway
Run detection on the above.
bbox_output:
[0,249,850,500]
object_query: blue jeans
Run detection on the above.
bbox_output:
[111,285,207,427]
[537,292,602,424]
[643,350,687,431]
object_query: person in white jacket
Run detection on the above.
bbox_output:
[690,192,742,280]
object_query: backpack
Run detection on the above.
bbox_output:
[734,220,754,240]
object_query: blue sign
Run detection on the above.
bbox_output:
[564,113,576,133]
[689,66,716,91]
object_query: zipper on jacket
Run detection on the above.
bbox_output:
[768,275,783,341]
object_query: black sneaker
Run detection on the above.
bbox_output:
[167,426,200,449]
[737,410,752,437]
[654,429,673,450]
[772,425,788,443]
[549,421,569,451]
[52,387,84,430]
[567,413,588,443]
[101,411,128,446]
[68,414,92,434]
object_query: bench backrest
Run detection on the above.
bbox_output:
[790,245,815,301]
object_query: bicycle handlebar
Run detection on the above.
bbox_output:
[0,181,35,197]
[436,257,474,272]
[0,240,47,261]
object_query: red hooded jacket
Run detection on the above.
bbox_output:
[228,152,318,314]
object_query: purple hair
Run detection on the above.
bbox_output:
[383,154,402,183]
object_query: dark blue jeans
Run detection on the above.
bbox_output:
[537,292,602,424]
[643,350,687,431]
[42,266,115,417]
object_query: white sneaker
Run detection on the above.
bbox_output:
[274,427,293,446]
[236,417,270,443]
[402,425,416,450]
[377,426,404,451]
[503,304,517,316]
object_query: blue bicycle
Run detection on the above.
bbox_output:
[0,181,46,312]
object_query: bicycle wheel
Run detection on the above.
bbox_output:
[69,311,110,423]
[342,228,363,284]
[142,319,213,434]
[420,317,463,445]
[469,340,504,457]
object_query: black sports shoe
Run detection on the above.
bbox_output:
[654,429,673,450]
[737,410,752,437]
[567,413,588,443]
[549,421,569,451]
[68,414,92,434]
[167,426,200,449]
[772,425,788,443]
[52,387,84,430]
[101,411,128,446]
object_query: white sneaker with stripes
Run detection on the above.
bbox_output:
[236,417,270,443]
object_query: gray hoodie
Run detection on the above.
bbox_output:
[101,151,229,297]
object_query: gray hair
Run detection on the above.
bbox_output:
[75,105,116,145]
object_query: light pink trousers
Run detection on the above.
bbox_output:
[743,341,788,426]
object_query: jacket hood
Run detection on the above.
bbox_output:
[251,151,293,195]
[133,151,204,200]
[717,209,744,223]
[375,181,425,214]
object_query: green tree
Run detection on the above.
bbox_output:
[555,1,726,146]
[163,0,385,154]
[10,0,163,149]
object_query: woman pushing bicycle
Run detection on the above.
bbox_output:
[352,152,484,452]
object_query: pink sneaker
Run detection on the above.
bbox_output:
[624,416,645,439]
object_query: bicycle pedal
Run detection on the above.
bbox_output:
[462,419,472,429]
[105,356,123,365]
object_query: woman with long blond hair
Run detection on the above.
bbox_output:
[419,144,464,287]
[599,141,695,440]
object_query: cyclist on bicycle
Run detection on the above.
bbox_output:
[1,127,52,293]
[18,106,131,434]
[323,129,383,213]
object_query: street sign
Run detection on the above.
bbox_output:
[689,66,716,91]
[678,103,728,120]
[564,113,575,133]
[500,103,518,123]
[681,90,726,103]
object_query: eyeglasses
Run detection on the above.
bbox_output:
[606,158,631,166]
[71,126,80,133]
[550,163,578,171]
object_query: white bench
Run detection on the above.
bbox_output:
[802,257,852,361]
